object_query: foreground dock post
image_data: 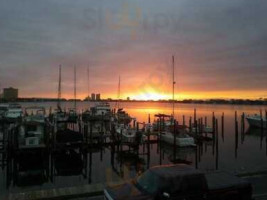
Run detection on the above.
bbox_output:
[235,111,239,158]
[215,118,219,170]
[221,112,224,141]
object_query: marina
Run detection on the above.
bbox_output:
[1,0,267,199]
[0,101,267,199]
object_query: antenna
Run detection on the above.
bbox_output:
[172,55,176,119]
[74,65,77,111]
[57,65,62,109]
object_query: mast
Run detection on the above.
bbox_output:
[172,55,176,119]
[57,65,62,109]
[74,65,77,111]
[87,66,90,103]
[117,76,121,109]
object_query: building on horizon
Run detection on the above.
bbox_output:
[3,87,18,101]
[96,93,101,101]
[91,93,96,101]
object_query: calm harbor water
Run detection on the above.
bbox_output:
[0,102,267,197]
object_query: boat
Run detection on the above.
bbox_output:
[246,114,267,129]
[4,103,23,123]
[18,107,47,149]
[116,108,132,124]
[0,104,9,122]
[67,108,78,123]
[67,65,79,123]
[82,102,112,121]
[158,56,195,147]
[114,76,132,125]
[53,65,69,124]
[152,114,174,131]
[53,109,69,123]
[116,124,145,144]
[160,130,196,147]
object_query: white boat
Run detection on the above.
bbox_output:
[5,104,23,122]
[91,102,111,116]
[116,124,145,144]
[83,102,111,122]
[160,131,196,147]
[18,107,47,148]
[246,114,267,129]
[0,104,9,121]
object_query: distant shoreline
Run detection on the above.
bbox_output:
[1,98,267,106]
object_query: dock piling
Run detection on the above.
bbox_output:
[221,112,224,141]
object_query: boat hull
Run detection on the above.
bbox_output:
[246,117,267,129]
[160,132,195,147]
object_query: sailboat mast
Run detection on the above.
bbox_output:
[74,65,77,111]
[57,65,62,109]
[87,66,90,103]
[117,76,121,109]
[172,55,175,118]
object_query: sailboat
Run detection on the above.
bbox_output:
[160,56,196,147]
[67,65,78,123]
[53,65,69,123]
[115,76,132,125]
[82,66,112,122]
[82,66,91,122]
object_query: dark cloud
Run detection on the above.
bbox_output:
[0,0,266,98]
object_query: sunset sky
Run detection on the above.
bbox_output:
[0,0,267,100]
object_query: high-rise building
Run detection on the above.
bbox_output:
[3,87,18,100]
[91,93,96,101]
[96,93,101,100]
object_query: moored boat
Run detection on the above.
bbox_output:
[18,107,47,149]
[5,103,23,123]
[246,114,267,129]
[160,131,196,147]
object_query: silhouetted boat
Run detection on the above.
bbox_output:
[246,114,267,129]
[4,103,23,123]
[116,124,145,144]
[18,107,47,149]
[82,102,112,121]
[116,108,132,124]
[0,104,8,122]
